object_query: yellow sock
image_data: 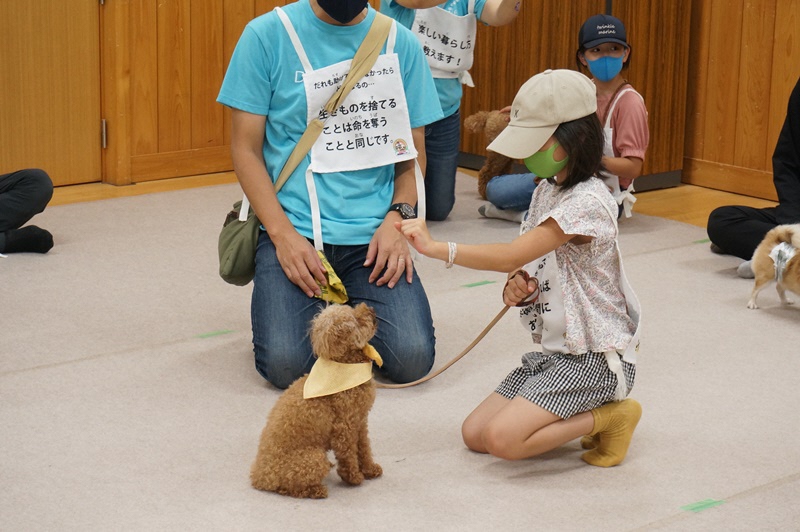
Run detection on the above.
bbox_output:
[581,399,642,467]
[580,434,599,450]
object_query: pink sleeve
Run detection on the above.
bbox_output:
[611,90,649,161]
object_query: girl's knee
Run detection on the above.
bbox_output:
[481,425,527,461]
[461,419,488,453]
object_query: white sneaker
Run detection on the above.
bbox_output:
[737,260,754,279]
[478,203,524,223]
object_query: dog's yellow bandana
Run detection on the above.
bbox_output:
[303,345,383,399]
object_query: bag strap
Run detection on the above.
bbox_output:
[273,12,394,192]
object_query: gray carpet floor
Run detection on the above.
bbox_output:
[2,173,799,531]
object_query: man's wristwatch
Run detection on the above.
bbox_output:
[388,202,417,219]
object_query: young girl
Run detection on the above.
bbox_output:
[481,13,649,222]
[398,69,643,466]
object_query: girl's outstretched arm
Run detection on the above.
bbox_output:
[396,217,579,273]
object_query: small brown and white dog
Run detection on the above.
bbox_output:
[250,303,384,499]
[747,224,800,309]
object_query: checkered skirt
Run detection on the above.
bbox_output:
[495,351,636,419]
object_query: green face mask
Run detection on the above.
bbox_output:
[523,142,569,178]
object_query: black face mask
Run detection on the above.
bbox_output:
[317,0,369,24]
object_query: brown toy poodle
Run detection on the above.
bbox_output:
[463,109,515,200]
[250,303,384,499]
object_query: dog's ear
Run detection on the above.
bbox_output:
[463,111,489,133]
[353,303,377,341]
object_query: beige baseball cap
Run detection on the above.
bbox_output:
[487,69,597,159]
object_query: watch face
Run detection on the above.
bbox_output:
[398,203,416,219]
[391,203,417,219]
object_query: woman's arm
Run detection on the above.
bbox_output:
[392,0,521,26]
[479,0,522,26]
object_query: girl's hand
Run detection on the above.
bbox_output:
[395,218,434,256]
[503,269,539,307]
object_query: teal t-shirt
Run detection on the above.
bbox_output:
[217,1,443,245]
[380,0,487,117]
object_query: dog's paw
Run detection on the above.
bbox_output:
[746,300,759,309]
[338,468,364,486]
[289,484,328,499]
[362,462,383,479]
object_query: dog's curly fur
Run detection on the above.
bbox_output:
[747,224,800,309]
[250,303,382,499]
[463,110,515,199]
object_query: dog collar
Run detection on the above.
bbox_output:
[770,242,796,283]
[303,358,374,399]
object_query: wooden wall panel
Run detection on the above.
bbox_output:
[684,0,710,162]
[704,0,743,164]
[130,1,158,156]
[683,0,800,200]
[157,0,192,153]
[192,0,226,151]
[767,1,799,168]
[614,0,692,175]
[734,0,775,170]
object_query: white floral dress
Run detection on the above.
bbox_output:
[495,177,638,418]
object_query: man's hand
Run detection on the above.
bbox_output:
[364,218,414,288]
[272,229,327,298]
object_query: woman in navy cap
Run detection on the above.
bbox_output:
[576,14,649,218]
[480,13,650,222]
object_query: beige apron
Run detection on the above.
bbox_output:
[519,192,641,400]
[600,87,644,218]
[411,0,476,87]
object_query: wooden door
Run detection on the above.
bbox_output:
[102,0,285,185]
[0,0,101,186]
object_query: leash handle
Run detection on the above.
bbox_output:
[376,305,511,389]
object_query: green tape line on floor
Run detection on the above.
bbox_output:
[681,499,725,513]
[196,329,235,338]
[462,280,497,288]
[694,238,711,244]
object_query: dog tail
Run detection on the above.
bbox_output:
[768,224,800,249]
[463,111,490,134]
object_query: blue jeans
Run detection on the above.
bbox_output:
[485,173,536,212]
[424,110,461,221]
[251,232,437,389]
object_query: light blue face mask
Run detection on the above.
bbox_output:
[587,55,624,82]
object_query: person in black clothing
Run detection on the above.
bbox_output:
[0,168,54,255]
[707,75,800,277]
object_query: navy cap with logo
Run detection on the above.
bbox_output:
[579,14,628,49]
